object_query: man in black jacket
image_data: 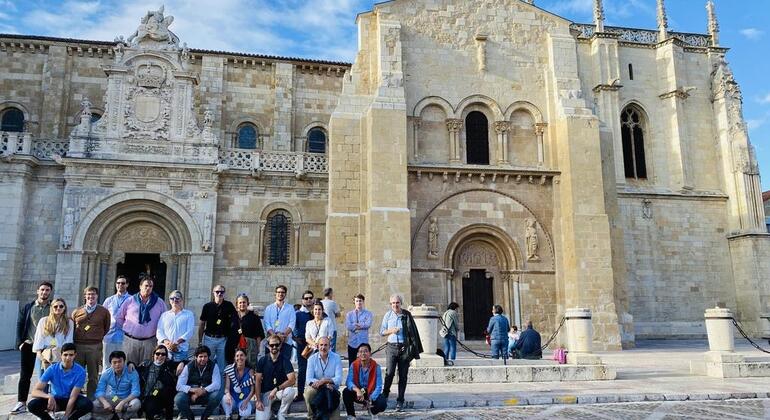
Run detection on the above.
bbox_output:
[10,281,52,416]
[379,294,422,412]
[513,320,543,360]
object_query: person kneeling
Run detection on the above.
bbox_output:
[222,348,256,420]
[27,342,93,420]
[343,343,387,419]
[175,345,224,420]
[304,336,343,419]
[254,335,297,420]
[93,350,141,419]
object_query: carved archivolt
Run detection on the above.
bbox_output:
[457,242,499,267]
[111,222,171,253]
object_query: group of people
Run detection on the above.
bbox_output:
[441,302,543,365]
[12,278,423,419]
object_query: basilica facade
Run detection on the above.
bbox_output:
[1,0,767,350]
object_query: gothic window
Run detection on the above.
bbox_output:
[236,123,259,150]
[307,127,326,154]
[465,111,489,165]
[1,108,24,132]
[265,210,291,266]
[621,105,647,179]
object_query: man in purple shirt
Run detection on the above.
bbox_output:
[116,278,166,365]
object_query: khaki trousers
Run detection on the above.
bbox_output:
[74,342,102,399]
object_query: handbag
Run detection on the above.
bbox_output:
[301,345,314,359]
[238,334,248,350]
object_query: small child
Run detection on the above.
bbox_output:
[507,325,520,358]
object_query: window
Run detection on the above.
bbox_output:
[265,210,291,266]
[621,105,647,179]
[307,127,326,154]
[236,123,258,149]
[628,63,634,81]
[90,113,102,124]
[465,111,489,165]
[1,108,25,132]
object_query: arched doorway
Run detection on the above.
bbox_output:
[111,222,171,297]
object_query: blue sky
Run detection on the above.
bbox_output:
[2,0,769,189]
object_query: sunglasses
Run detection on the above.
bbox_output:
[52,305,65,309]
[116,282,127,285]
[154,352,167,357]
[214,290,225,295]
[268,343,281,348]
[169,297,181,301]
[302,296,313,300]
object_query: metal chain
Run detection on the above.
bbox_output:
[731,318,770,354]
[541,316,566,351]
[437,313,493,358]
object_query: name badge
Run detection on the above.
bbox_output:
[238,328,242,335]
[112,396,119,402]
[50,339,57,347]
[84,325,91,331]
[152,389,159,396]
[274,320,280,328]
[239,392,244,399]
[216,319,222,325]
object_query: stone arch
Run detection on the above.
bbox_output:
[301,121,329,138]
[258,202,301,266]
[619,101,651,180]
[300,122,328,154]
[259,201,301,223]
[415,103,450,163]
[504,101,544,123]
[444,224,521,271]
[454,94,504,121]
[413,96,454,119]
[0,101,31,131]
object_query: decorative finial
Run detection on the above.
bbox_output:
[706,0,720,47]
[594,0,605,32]
[657,0,669,41]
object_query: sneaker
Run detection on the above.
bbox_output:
[9,402,26,415]
[395,401,404,411]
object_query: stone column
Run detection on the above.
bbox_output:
[272,62,294,151]
[565,307,602,364]
[412,118,421,161]
[408,304,443,367]
[293,225,300,266]
[494,121,510,165]
[535,123,547,167]
[446,119,462,164]
[695,307,746,377]
[257,222,265,266]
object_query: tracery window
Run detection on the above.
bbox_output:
[307,127,326,154]
[1,108,25,132]
[236,123,259,150]
[265,210,291,266]
[465,111,489,165]
[621,105,647,179]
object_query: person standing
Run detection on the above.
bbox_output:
[10,281,52,415]
[102,276,130,369]
[486,305,510,360]
[221,348,256,419]
[71,286,111,399]
[379,294,422,411]
[441,302,460,366]
[320,288,340,352]
[116,278,167,365]
[254,335,297,420]
[33,298,74,371]
[343,343,387,418]
[27,343,93,420]
[135,345,180,420]
[262,285,296,360]
[175,345,224,420]
[305,302,333,355]
[303,336,343,419]
[228,293,265,368]
[157,290,195,362]
[199,285,237,373]
[293,290,314,401]
[93,351,141,419]
[344,294,373,365]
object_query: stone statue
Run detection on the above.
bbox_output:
[428,217,439,258]
[127,6,180,47]
[181,42,190,62]
[113,36,125,63]
[203,109,214,129]
[202,213,213,251]
[77,97,93,134]
[525,218,540,261]
[61,207,75,249]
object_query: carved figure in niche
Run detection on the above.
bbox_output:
[525,218,540,261]
[428,217,439,258]
[641,199,653,219]
[61,207,75,249]
[203,109,214,128]
[127,6,180,47]
[202,213,213,251]
[77,97,93,133]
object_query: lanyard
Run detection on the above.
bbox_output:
[113,372,124,392]
[197,364,207,385]
[355,310,359,324]
[319,357,329,377]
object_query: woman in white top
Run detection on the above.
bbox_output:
[32,297,74,369]
[305,302,332,352]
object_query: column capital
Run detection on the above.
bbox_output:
[534,122,548,135]
[493,121,510,134]
[445,118,463,132]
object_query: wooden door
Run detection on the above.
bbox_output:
[462,269,494,339]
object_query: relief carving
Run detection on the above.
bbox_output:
[127,6,180,50]
[61,207,76,249]
[427,217,439,259]
[446,119,463,132]
[459,243,499,267]
[112,222,171,253]
[525,218,540,261]
[202,213,213,251]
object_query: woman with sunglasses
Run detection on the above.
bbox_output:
[227,294,265,368]
[221,348,255,420]
[135,344,180,420]
[32,298,74,370]
[305,302,332,354]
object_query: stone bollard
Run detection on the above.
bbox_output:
[565,307,601,365]
[408,304,444,367]
[760,313,770,342]
[704,307,735,352]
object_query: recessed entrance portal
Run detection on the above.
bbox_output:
[117,253,167,297]
[462,269,493,339]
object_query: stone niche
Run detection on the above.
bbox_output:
[68,7,218,164]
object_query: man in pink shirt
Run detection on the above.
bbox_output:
[116,278,167,365]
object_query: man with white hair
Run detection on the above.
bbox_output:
[379,294,422,412]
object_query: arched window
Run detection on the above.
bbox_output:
[90,113,102,124]
[621,105,647,179]
[466,111,489,165]
[1,108,25,132]
[265,210,291,266]
[236,123,259,150]
[307,127,326,154]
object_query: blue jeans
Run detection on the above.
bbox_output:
[491,339,509,360]
[175,388,224,419]
[170,349,187,362]
[443,335,457,361]
[331,330,338,352]
[507,340,517,356]
[202,335,227,373]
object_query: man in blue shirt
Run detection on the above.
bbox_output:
[293,289,314,400]
[345,294,373,366]
[93,351,141,419]
[303,336,343,418]
[27,342,93,420]
[262,285,296,360]
[343,343,386,417]
[102,276,130,368]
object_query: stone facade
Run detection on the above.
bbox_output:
[1,1,768,350]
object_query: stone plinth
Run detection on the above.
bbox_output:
[705,307,735,352]
[409,304,444,367]
[565,308,606,366]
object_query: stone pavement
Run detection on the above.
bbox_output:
[0,339,768,419]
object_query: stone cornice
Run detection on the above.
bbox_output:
[618,190,728,201]
[408,165,559,186]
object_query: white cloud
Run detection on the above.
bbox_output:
[748,117,766,131]
[760,93,770,105]
[740,28,764,41]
